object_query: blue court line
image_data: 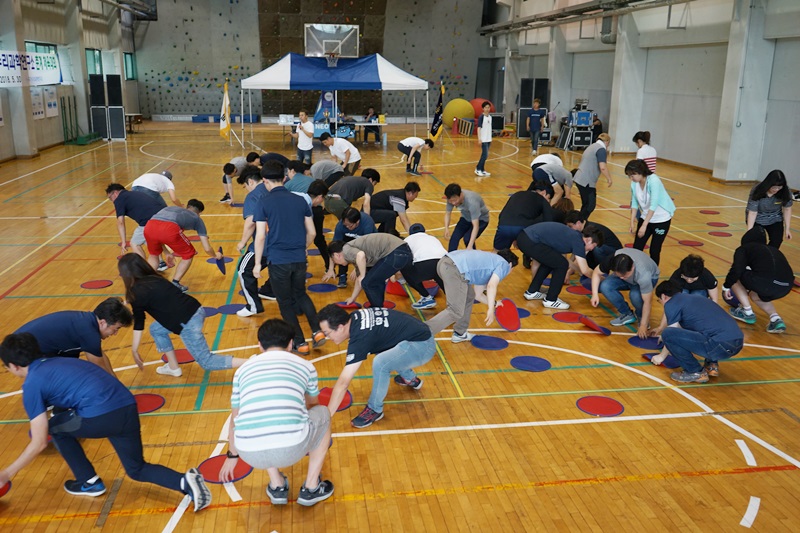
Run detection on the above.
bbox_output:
[2,163,91,203]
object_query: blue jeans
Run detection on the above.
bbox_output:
[661,328,743,374]
[493,225,525,251]
[368,337,436,412]
[362,244,415,306]
[530,129,541,151]
[681,288,709,298]
[50,404,184,491]
[448,217,489,252]
[476,142,490,172]
[150,307,233,371]
[131,186,167,209]
[296,148,312,165]
[599,275,660,318]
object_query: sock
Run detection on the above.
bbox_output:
[180,478,186,492]
[743,306,753,314]
[86,475,99,484]
[770,314,781,323]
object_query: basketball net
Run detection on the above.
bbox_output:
[326,53,339,68]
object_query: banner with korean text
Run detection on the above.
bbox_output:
[0,51,62,87]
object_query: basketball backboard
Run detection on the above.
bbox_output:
[304,24,359,58]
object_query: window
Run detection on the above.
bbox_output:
[85,48,103,76]
[25,41,57,55]
[124,52,137,80]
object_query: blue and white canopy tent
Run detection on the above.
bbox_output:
[239,53,430,144]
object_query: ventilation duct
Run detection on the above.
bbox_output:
[600,15,618,44]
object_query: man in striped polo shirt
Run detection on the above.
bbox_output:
[219,319,334,507]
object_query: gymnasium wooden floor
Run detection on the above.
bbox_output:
[0,122,799,532]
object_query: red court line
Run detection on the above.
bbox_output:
[0,210,114,301]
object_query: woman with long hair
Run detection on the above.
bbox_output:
[118,254,246,377]
[746,169,793,248]
[626,159,675,265]
[632,131,657,172]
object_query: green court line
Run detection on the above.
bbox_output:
[3,163,91,203]
[5,290,231,299]
[192,264,242,410]
[45,163,125,203]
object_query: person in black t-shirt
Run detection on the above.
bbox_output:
[317,305,435,429]
[564,210,623,269]
[370,182,420,235]
[668,254,719,303]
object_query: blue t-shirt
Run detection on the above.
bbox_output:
[448,250,511,285]
[523,222,586,258]
[15,311,102,358]
[259,152,289,167]
[113,189,163,226]
[664,293,743,343]
[22,358,135,420]
[243,183,269,257]
[285,174,314,193]
[333,212,376,241]
[528,108,547,131]
[253,186,312,265]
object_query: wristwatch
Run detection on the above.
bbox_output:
[226,450,239,459]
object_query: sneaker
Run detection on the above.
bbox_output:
[767,319,786,334]
[670,370,709,384]
[172,279,189,293]
[451,331,474,344]
[482,171,491,177]
[475,169,484,176]
[297,479,334,506]
[543,298,570,309]
[522,255,532,269]
[64,478,106,497]
[157,261,168,272]
[236,307,258,317]
[294,342,310,356]
[219,193,231,203]
[312,330,327,348]
[258,291,277,301]
[524,291,545,301]
[408,169,422,177]
[266,473,289,505]
[411,295,436,310]
[394,374,423,390]
[351,406,384,428]
[156,363,182,377]
[374,141,380,145]
[729,306,756,324]
[184,468,212,512]
[610,312,636,327]
[337,274,348,289]
[704,361,719,377]
[532,150,538,155]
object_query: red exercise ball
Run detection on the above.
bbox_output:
[470,98,495,119]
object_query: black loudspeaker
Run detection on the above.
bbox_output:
[519,78,534,108]
[108,107,126,139]
[91,106,109,139]
[533,79,549,108]
[89,75,105,106]
[107,75,122,106]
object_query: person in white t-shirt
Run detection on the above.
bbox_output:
[633,131,657,173]
[290,109,315,165]
[131,171,182,209]
[320,132,361,176]
[219,319,334,507]
[397,136,434,176]
[475,101,493,177]
[404,223,447,310]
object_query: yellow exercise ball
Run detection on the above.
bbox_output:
[443,98,475,125]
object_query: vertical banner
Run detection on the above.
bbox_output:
[219,81,231,139]
[30,87,45,120]
[44,86,58,117]
[429,84,445,141]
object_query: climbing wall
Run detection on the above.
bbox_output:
[382,0,483,117]
[135,0,261,117]
[256,0,386,116]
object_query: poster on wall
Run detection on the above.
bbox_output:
[44,86,58,117]
[30,87,45,120]
[0,51,62,87]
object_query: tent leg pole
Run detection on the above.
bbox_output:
[248,90,253,146]
[413,95,416,137]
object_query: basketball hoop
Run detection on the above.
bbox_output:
[326,52,339,68]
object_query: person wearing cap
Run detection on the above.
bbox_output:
[131,171,182,209]
[404,224,447,310]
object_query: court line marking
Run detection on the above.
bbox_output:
[0,141,111,187]
[739,496,761,528]
[736,439,757,466]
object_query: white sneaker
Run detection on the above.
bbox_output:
[543,298,570,309]
[236,307,258,317]
[524,291,545,301]
[474,169,484,176]
[156,364,182,377]
[482,171,491,177]
[451,331,474,344]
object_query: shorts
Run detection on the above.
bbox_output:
[131,225,147,246]
[222,174,232,184]
[741,271,792,302]
[143,219,197,259]
[237,405,330,469]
